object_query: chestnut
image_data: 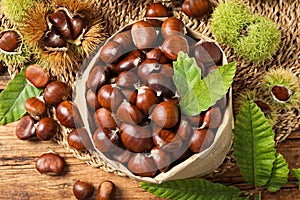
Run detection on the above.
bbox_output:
[254,100,271,116]
[109,147,132,164]
[189,129,215,153]
[94,108,118,130]
[182,0,210,18]
[49,10,72,40]
[24,97,47,116]
[113,30,134,51]
[131,21,157,50]
[137,59,161,83]
[145,3,170,18]
[194,42,222,66]
[116,71,140,88]
[97,84,124,111]
[93,128,120,153]
[216,95,227,110]
[67,128,92,151]
[25,64,50,88]
[161,34,189,61]
[73,180,94,200]
[159,63,174,78]
[15,116,36,140]
[56,100,83,128]
[97,180,116,200]
[44,81,71,106]
[99,41,123,64]
[86,89,101,110]
[127,153,158,177]
[271,85,291,102]
[151,147,172,172]
[120,123,154,153]
[136,86,160,115]
[36,117,59,141]
[113,49,144,73]
[86,65,109,91]
[70,15,86,40]
[177,118,193,140]
[161,17,185,38]
[0,30,21,52]
[153,128,182,152]
[151,101,179,129]
[146,48,170,64]
[147,73,176,97]
[189,112,204,127]
[42,28,68,49]
[35,152,65,175]
[121,89,137,105]
[201,106,222,129]
[116,101,144,125]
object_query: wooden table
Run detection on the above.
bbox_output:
[1,75,300,200]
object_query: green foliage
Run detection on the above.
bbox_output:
[266,153,289,192]
[291,168,300,190]
[140,179,243,200]
[173,52,236,116]
[233,100,276,186]
[2,0,38,23]
[0,67,43,125]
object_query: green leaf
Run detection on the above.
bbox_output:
[0,67,43,125]
[233,100,276,186]
[173,52,236,116]
[254,193,261,200]
[140,179,242,200]
[291,168,300,190]
[266,153,289,192]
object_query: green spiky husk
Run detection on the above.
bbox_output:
[233,15,281,62]
[262,68,300,109]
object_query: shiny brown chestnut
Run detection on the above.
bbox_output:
[146,48,170,64]
[161,34,189,61]
[93,128,120,153]
[159,63,174,78]
[36,117,59,141]
[254,100,271,116]
[99,41,123,64]
[113,49,144,73]
[73,180,94,200]
[161,17,185,38]
[97,180,116,200]
[86,89,101,110]
[116,101,144,125]
[94,108,118,130]
[25,64,50,88]
[41,28,68,49]
[127,153,158,177]
[86,65,109,91]
[109,147,132,164]
[116,71,140,88]
[24,97,47,116]
[194,42,222,66]
[153,128,182,152]
[151,101,179,129]
[120,123,154,153]
[49,10,72,40]
[137,59,161,82]
[56,100,83,128]
[121,89,137,105]
[182,0,210,18]
[131,21,157,50]
[189,112,204,127]
[177,118,193,140]
[271,85,291,102]
[147,73,176,97]
[44,81,71,106]
[15,116,36,140]
[70,15,86,40]
[145,3,170,18]
[67,128,92,151]
[35,152,65,175]
[0,30,21,52]
[189,129,215,153]
[97,84,124,111]
[113,31,134,51]
[136,86,160,115]
[201,106,222,129]
[151,147,172,172]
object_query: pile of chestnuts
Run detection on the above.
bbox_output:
[80,16,227,177]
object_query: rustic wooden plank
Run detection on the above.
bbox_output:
[1,122,300,199]
[0,75,11,90]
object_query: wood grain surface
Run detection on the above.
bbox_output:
[1,75,300,200]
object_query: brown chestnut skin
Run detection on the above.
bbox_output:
[182,0,210,18]
[86,65,108,91]
[153,128,182,152]
[24,97,47,116]
[109,148,132,164]
[161,17,185,38]
[113,30,134,51]
[70,15,86,40]
[177,118,193,140]
[189,129,215,153]
[151,101,179,129]
[145,3,170,18]
[194,42,222,66]
[94,108,118,130]
[160,63,174,78]
[56,100,83,128]
[73,180,94,200]
[121,89,137,105]
[120,123,154,153]
[25,64,50,88]
[217,95,227,110]
[97,84,124,111]
[254,100,271,116]
[36,117,59,141]
[15,116,36,140]
[201,106,222,129]
[67,128,92,151]
[137,59,161,83]
[146,48,170,64]
[127,153,158,177]
[99,41,123,64]
[93,128,120,153]
[44,81,71,106]
[86,89,101,110]
[271,85,291,102]
[116,71,140,88]
[131,21,157,50]
[35,152,65,175]
[49,10,72,40]
[113,49,144,74]
[116,101,144,125]
[189,112,204,128]
[151,147,172,172]
[97,180,116,200]
[136,86,160,115]
[147,73,176,97]
[0,30,21,52]
[42,28,68,49]
[161,34,189,61]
